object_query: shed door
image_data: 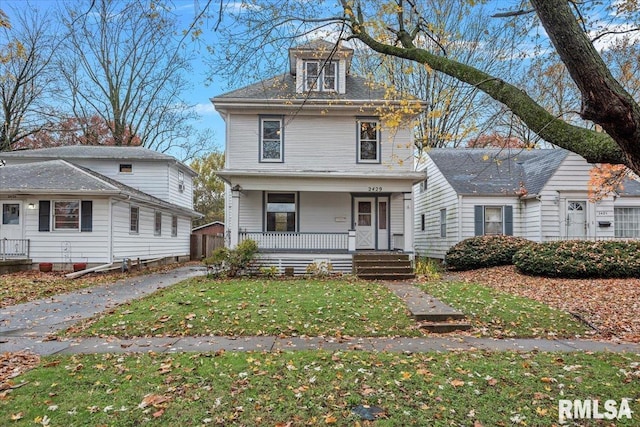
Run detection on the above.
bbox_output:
[0,201,22,240]
[355,197,375,250]
[567,201,587,238]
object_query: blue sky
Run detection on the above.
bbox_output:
[3,0,229,154]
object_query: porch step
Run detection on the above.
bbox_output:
[353,253,415,280]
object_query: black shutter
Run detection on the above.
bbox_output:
[81,200,93,232]
[474,205,483,236]
[38,200,50,232]
[504,205,513,236]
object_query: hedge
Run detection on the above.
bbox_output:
[445,235,531,271]
[513,240,640,278]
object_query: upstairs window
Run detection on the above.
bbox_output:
[260,117,283,162]
[304,60,337,92]
[357,120,380,163]
[119,164,133,173]
[178,170,185,192]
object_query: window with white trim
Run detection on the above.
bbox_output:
[266,192,296,232]
[615,207,640,238]
[474,205,513,236]
[357,120,380,163]
[53,201,80,230]
[119,163,133,173]
[171,215,178,237]
[154,211,162,236]
[130,206,139,233]
[304,60,337,92]
[260,117,283,162]
[440,208,447,237]
[178,171,184,192]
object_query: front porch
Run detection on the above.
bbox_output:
[239,231,407,253]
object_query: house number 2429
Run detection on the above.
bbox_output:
[368,186,383,192]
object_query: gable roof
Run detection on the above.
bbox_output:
[213,73,389,103]
[619,178,640,196]
[0,160,201,217]
[0,145,196,175]
[426,148,569,196]
[192,221,225,232]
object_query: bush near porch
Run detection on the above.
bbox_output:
[445,235,531,271]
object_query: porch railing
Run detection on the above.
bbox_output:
[1,238,30,260]
[239,231,349,252]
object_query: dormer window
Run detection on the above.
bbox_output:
[304,60,337,92]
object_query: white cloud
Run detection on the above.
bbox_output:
[194,103,216,115]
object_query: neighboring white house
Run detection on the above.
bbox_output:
[212,40,425,273]
[414,148,640,259]
[0,146,201,268]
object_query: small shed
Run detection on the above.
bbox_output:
[192,221,225,236]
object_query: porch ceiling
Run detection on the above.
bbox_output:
[218,169,426,192]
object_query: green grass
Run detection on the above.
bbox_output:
[419,281,590,338]
[2,351,638,426]
[66,277,422,338]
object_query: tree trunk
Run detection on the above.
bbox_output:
[531,0,640,175]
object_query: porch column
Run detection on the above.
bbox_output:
[230,188,241,249]
[403,192,413,254]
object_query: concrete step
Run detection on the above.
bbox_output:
[420,321,473,333]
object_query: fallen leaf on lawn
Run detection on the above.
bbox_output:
[540,377,556,383]
[324,414,337,424]
[139,394,171,409]
[11,412,23,420]
[450,379,465,388]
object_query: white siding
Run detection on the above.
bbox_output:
[225,113,414,173]
[74,159,179,205]
[538,152,616,239]
[111,201,190,260]
[167,165,194,209]
[299,192,351,232]
[522,199,542,242]
[413,158,459,259]
[23,197,111,263]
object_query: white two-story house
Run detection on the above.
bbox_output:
[0,146,201,269]
[212,40,424,273]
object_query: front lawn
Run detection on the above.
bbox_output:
[2,351,638,426]
[66,277,423,338]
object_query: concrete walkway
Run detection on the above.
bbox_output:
[1,266,639,356]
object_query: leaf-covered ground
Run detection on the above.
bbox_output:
[0,263,194,308]
[452,266,640,343]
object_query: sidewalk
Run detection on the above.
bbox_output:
[1,266,639,356]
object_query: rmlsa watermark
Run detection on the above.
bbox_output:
[558,399,633,423]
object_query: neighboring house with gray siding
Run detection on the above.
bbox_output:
[414,148,640,260]
[212,40,424,273]
[0,146,200,268]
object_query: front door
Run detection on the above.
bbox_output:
[0,201,22,240]
[567,201,587,238]
[355,197,375,249]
